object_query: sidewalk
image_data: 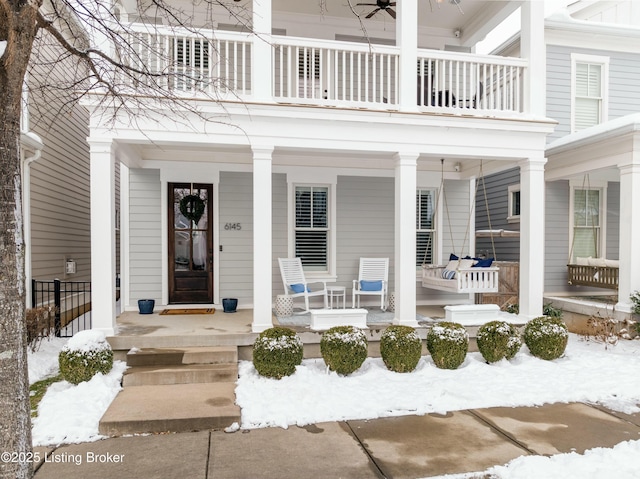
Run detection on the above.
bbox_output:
[33,402,640,479]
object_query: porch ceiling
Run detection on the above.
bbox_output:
[273,0,518,46]
[122,140,526,178]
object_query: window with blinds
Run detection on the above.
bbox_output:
[295,186,329,271]
[417,189,436,266]
[574,62,603,131]
[572,188,600,260]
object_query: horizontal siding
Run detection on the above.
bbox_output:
[475,167,520,262]
[606,182,620,260]
[336,176,395,300]
[28,35,91,282]
[129,169,162,302]
[545,180,570,293]
[272,174,288,297]
[546,44,640,144]
[219,172,253,305]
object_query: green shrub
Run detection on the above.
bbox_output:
[320,326,368,375]
[523,316,569,361]
[543,303,563,319]
[426,322,468,370]
[477,321,522,363]
[380,326,422,373]
[59,330,114,385]
[630,291,640,315]
[252,327,303,379]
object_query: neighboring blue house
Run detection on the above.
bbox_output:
[476,0,640,315]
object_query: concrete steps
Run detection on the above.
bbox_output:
[99,346,240,435]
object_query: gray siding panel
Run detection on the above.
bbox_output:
[219,172,253,306]
[606,182,620,260]
[336,176,395,297]
[546,44,640,144]
[272,174,289,297]
[545,180,570,293]
[28,33,91,282]
[475,167,520,261]
[129,169,162,302]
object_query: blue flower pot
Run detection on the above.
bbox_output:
[138,299,155,314]
[222,298,238,313]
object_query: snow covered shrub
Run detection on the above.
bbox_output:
[524,316,569,361]
[59,330,114,385]
[252,327,303,379]
[426,322,468,370]
[320,326,368,375]
[380,325,422,373]
[476,320,522,363]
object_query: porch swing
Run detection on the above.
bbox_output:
[421,160,500,293]
[566,174,619,290]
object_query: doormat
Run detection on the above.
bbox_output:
[160,308,215,315]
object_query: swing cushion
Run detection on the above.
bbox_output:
[458,259,476,269]
[472,257,494,268]
[441,269,457,280]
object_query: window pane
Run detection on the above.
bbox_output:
[192,231,207,271]
[512,191,521,216]
[295,187,312,228]
[174,188,191,229]
[174,232,190,271]
[573,228,599,259]
[416,190,434,229]
[417,231,434,266]
[312,187,328,228]
[295,230,327,270]
[575,98,600,130]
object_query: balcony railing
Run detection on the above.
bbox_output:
[119,25,527,115]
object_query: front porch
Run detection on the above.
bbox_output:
[108,305,448,360]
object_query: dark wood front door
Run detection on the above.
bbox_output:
[169,183,213,304]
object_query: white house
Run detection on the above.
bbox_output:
[85,0,555,335]
[475,0,640,315]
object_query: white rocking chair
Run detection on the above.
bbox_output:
[278,258,328,313]
[352,258,389,310]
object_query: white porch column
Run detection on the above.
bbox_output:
[394,152,419,326]
[252,146,274,332]
[88,140,117,335]
[397,0,418,113]
[521,0,546,117]
[252,0,273,102]
[519,157,546,319]
[616,160,640,312]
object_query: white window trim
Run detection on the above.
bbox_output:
[568,179,607,261]
[287,171,337,281]
[570,53,609,133]
[507,184,520,223]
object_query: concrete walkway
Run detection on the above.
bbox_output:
[33,402,640,479]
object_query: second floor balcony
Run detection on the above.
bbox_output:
[119,24,528,118]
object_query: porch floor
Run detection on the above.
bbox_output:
[109,305,447,353]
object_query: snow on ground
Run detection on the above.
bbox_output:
[27,332,640,477]
[27,335,126,446]
[236,335,640,429]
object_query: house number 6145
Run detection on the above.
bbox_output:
[224,223,242,230]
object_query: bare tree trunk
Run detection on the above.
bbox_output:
[0,2,40,478]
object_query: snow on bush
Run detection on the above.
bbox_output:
[253,327,303,379]
[59,330,114,385]
[426,321,469,370]
[320,326,368,375]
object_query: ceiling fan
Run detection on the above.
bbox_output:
[357,0,397,19]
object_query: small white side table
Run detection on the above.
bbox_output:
[327,286,346,309]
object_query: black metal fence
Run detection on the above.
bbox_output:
[31,280,92,337]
